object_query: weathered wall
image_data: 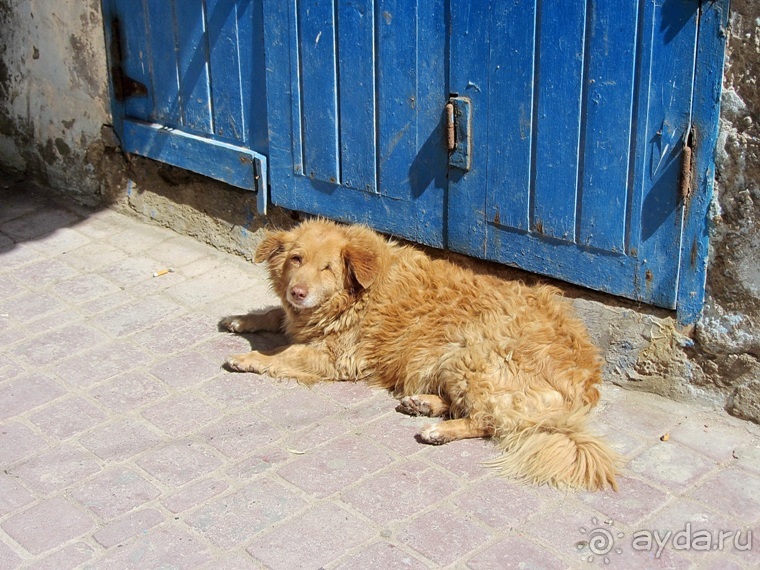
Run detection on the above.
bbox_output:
[0,0,758,422]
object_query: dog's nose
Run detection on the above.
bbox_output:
[290,285,308,301]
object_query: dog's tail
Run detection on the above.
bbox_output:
[485,406,619,491]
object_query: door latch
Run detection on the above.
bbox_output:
[446,96,471,171]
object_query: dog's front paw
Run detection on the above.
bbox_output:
[419,423,447,445]
[225,352,267,373]
[220,316,246,333]
[396,395,431,417]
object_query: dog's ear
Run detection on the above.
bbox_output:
[343,228,382,290]
[255,230,288,263]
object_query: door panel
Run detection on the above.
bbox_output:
[448,0,699,309]
[103,0,269,212]
[262,0,448,247]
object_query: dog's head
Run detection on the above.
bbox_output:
[254,220,383,311]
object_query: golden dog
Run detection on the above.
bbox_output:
[223,219,618,491]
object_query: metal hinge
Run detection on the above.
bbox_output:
[446,96,472,171]
[110,19,148,101]
[680,126,694,200]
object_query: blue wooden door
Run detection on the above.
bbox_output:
[262,0,448,247]
[447,0,726,315]
[102,0,270,213]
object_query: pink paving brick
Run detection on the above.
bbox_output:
[0,422,48,465]
[0,274,24,299]
[733,442,760,476]
[361,412,433,456]
[281,416,349,451]
[51,273,121,304]
[578,475,672,527]
[89,370,168,413]
[247,503,375,569]
[13,258,78,288]
[0,539,22,569]
[342,460,459,525]
[161,478,229,514]
[71,467,161,521]
[0,373,65,421]
[1,497,95,555]
[135,440,222,486]
[2,208,81,241]
[688,468,760,525]
[669,416,755,463]
[25,542,94,570]
[95,296,184,337]
[11,323,104,367]
[0,473,35,515]
[311,379,379,406]
[423,437,501,480]
[186,478,307,548]
[129,313,221,355]
[225,447,292,479]
[92,508,165,548]
[78,418,163,462]
[0,291,66,323]
[453,476,544,529]
[164,264,253,306]
[628,440,718,490]
[466,535,567,569]
[397,506,490,566]
[149,351,221,389]
[51,342,153,389]
[201,372,288,409]
[253,388,341,431]
[106,225,173,255]
[27,396,107,440]
[333,541,430,570]
[91,526,213,569]
[199,410,281,459]
[277,434,395,497]
[11,444,101,494]
[596,394,687,440]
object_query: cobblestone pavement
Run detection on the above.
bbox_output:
[1,182,759,569]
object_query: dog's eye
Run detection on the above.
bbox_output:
[290,255,302,265]
[322,263,332,272]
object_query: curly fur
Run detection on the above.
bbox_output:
[223,219,618,491]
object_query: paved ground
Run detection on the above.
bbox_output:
[1,181,759,569]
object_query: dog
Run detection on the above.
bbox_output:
[222,219,618,491]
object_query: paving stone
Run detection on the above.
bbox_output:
[333,541,430,570]
[277,434,395,497]
[0,422,48,466]
[0,473,35,516]
[141,393,223,437]
[225,447,292,480]
[11,323,103,367]
[1,208,81,241]
[90,527,212,569]
[25,227,91,257]
[52,342,153,389]
[186,478,307,548]
[688,468,760,525]
[578,475,672,527]
[201,373,286,410]
[628,440,718,490]
[144,236,211,268]
[60,242,128,273]
[92,508,165,548]
[28,396,108,440]
[733,442,760,476]
[200,410,281,459]
[1,497,95,555]
[149,351,221,389]
[71,467,161,521]
[11,444,101,494]
[0,373,65,421]
[13,258,79,288]
[0,291,67,326]
[423,438,501,480]
[397,506,490,566]
[129,313,221,355]
[254,388,341,431]
[0,354,24,382]
[50,273,121,304]
[246,503,375,569]
[0,539,22,569]
[161,478,229,514]
[164,264,254,307]
[361,412,433,457]
[0,274,24,299]
[25,542,95,570]
[597,394,687,440]
[0,242,46,271]
[281,416,349,451]
[669,416,755,463]
[466,535,567,569]
[89,371,168,413]
[95,295,184,337]
[342,460,460,525]
[78,418,163,462]
[453,476,544,529]
[136,440,222,487]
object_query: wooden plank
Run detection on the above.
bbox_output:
[144,0,180,126]
[487,0,536,231]
[531,0,586,241]
[206,0,245,143]
[337,0,377,192]
[175,0,213,134]
[298,0,340,183]
[244,0,269,154]
[577,0,637,252]
[117,0,154,121]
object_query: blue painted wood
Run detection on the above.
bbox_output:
[104,0,268,207]
[677,0,730,325]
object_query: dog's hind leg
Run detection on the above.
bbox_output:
[419,418,493,445]
[396,395,450,417]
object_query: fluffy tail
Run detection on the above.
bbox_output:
[484,406,619,491]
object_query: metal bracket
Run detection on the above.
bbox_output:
[680,126,694,200]
[447,96,472,171]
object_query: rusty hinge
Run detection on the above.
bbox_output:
[110,18,148,102]
[679,127,694,200]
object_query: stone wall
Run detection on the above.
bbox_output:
[0,1,758,422]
